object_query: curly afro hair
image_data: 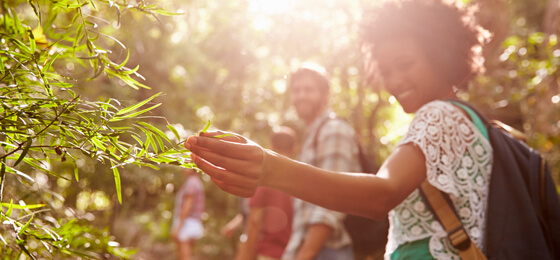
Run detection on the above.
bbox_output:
[361,0,491,89]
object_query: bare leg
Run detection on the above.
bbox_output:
[178,239,195,260]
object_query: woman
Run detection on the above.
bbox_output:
[172,168,205,260]
[184,0,491,259]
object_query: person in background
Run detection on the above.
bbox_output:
[235,126,296,260]
[184,0,495,259]
[172,168,205,260]
[220,198,250,239]
[279,63,358,260]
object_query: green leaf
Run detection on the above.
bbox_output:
[131,135,146,157]
[118,65,140,76]
[74,165,79,182]
[115,50,130,69]
[73,23,84,48]
[10,38,32,54]
[18,215,33,236]
[27,0,41,18]
[0,233,7,245]
[21,158,69,180]
[145,132,157,153]
[1,203,45,210]
[167,124,181,141]
[131,161,160,170]
[199,120,211,135]
[90,137,105,150]
[153,133,164,152]
[13,138,32,167]
[111,163,122,204]
[6,200,14,217]
[115,92,162,116]
[0,141,18,149]
[151,9,185,16]
[27,28,36,53]
[212,133,235,138]
[0,54,5,71]
[110,103,161,121]
[137,122,171,144]
[7,166,34,183]
[42,52,62,73]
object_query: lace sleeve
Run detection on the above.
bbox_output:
[398,101,491,197]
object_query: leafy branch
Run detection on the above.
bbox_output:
[0,0,191,258]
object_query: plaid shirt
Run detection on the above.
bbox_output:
[282,110,361,259]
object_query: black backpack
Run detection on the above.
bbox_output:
[444,100,560,260]
[312,116,389,257]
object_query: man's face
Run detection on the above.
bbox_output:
[289,75,328,123]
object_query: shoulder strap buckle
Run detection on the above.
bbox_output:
[448,226,471,251]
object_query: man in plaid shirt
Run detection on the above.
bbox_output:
[282,64,361,260]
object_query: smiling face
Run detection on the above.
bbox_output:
[376,37,456,113]
[289,75,329,125]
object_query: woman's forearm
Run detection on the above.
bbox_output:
[185,134,426,219]
[262,150,393,220]
[262,144,427,219]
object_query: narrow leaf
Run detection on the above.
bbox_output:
[27,0,41,18]
[6,200,14,217]
[137,122,171,143]
[199,120,211,135]
[27,28,36,53]
[74,166,79,182]
[111,164,122,204]
[73,23,84,48]
[0,55,5,71]
[115,92,161,116]
[110,103,161,121]
[1,203,44,210]
[18,215,33,235]
[167,124,181,141]
[42,52,62,73]
[13,138,32,167]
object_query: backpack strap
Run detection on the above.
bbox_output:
[311,114,338,167]
[419,100,488,259]
[420,181,487,260]
[450,101,488,140]
[311,115,376,173]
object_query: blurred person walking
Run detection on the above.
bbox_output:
[172,168,205,260]
[235,126,297,260]
[278,64,358,260]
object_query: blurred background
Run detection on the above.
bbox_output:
[2,0,559,259]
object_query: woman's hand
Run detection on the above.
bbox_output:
[184,131,266,197]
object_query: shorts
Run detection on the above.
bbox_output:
[177,218,204,242]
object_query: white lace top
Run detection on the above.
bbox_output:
[385,101,493,260]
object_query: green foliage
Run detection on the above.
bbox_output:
[0,0,194,258]
[470,31,560,182]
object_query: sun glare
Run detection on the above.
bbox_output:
[248,0,294,31]
[248,0,294,14]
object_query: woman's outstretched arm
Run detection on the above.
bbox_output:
[185,132,427,220]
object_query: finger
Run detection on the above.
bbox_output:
[193,152,260,190]
[213,179,257,198]
[208,173,257,198]
[190,144,261,178]
[186,135,263,161]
